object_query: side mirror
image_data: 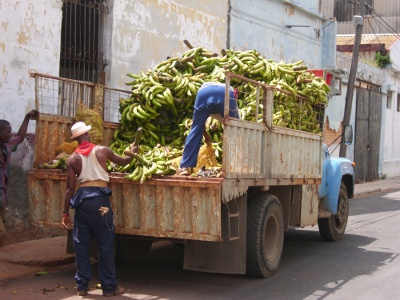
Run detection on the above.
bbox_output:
[344,125,353,146]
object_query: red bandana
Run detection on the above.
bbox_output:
[75,141,96,156]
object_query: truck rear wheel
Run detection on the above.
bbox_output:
[318,182,349,241]
[246,194,284,278]
[115,239,153,263]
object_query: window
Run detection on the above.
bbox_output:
[59,0,109,84]
[334,0,374,22]
[387,91,392,109]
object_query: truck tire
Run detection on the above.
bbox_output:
[318,182,349,241]
[115,239,153,263]
[246,194,284,278]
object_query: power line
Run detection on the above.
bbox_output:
[368,5,400,38]
[371,15,400,39]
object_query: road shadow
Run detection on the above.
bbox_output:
[109,228,397,300]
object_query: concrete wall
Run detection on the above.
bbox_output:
[229,0,332,68]
[105,0,229,89]
[0,0,63,169]
[328,53,400,178]
[0,0,63,244]
[382,69,400,177]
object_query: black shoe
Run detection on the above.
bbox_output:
[77,289,88,296]
[103,286,125,297]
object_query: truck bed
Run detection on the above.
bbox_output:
[28,74,323,242]
[29,116,322,242]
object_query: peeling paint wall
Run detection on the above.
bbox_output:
[229,0,330,68]
[104,0,229,89]
[0,0,63,170]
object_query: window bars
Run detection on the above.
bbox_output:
[60,0,109,83]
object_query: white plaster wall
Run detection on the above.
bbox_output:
[229,0,325,68]
[330,53,385,131]
[334,52,400,178]
[390,41,400,71]
[104,0,229,90]
[382,70,400,177]
[0,0,62,169]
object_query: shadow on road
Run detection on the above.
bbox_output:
[111,226,396,300]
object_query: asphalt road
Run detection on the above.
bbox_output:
[1,189,400,300]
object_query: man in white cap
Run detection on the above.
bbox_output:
[62,121,137,297]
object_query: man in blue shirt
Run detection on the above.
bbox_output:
[177,82,239,175]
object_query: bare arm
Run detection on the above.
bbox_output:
[61,157,77,229]
[16,109,39,141]
[107,145,139,166]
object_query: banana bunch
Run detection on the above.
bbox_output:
[111,144,183,183]
[39,155,69,170]
[109,42,333,181]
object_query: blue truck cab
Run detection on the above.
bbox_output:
[318,125,355,241]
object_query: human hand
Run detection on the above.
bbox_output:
[203,130,211,146]
[130,144,139,154]
[26,109,39,120]
[234,88,239,99]
[62,214,71,230]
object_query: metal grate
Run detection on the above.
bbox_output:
[32,73,95,118]
[60,0,109,83]
[31,73,130,122]
[103,87,131,123]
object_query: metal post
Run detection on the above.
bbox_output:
[339,0,366,157]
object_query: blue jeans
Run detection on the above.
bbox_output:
[73,194,116,294]
[180,84,239,168]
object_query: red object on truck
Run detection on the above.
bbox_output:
[308,69,332,85]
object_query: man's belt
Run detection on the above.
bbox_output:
[79,180,108,188]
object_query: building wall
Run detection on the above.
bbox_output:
[2,0,335,172]
[105,0,229,89]
[229,0,332,68]
[0,0,63,169]
[321,0,400,35]
[325,53,386,163]
[382,70,400,177]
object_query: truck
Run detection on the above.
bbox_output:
[28,70,355,278]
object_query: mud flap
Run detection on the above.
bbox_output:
[183,194,247,274]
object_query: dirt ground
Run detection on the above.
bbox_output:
[0,236,75,282]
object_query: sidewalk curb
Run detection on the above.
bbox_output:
[0,236,75,267]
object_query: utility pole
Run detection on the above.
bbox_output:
[339,0,366,157]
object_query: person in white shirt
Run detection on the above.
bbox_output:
[62,121,137,297]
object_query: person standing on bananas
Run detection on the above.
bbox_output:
[61,121,138,297]
[177,82,240,175]
[0,109,39,246]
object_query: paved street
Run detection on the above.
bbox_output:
[1,187,400,299]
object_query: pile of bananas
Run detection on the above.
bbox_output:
[114,144,183,182]
[109,44,331,181]
[38,154,69,170]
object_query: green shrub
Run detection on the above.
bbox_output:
[375,52,391,68]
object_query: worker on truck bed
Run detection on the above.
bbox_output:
[177,82,240,175]
[62,121,137,297]
[0,109,39,247]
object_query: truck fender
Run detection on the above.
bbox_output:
[321,157,354,215]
